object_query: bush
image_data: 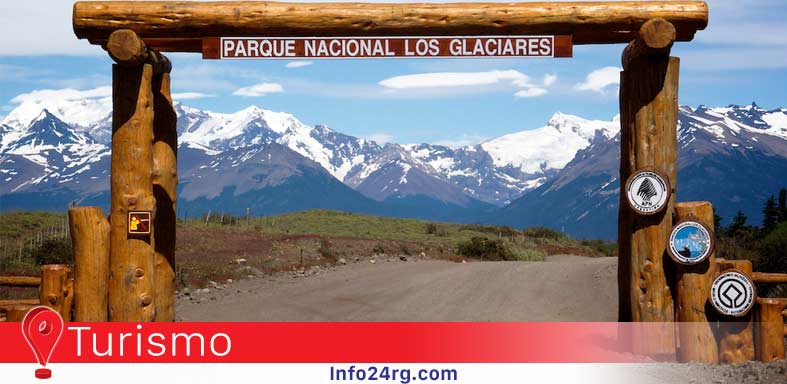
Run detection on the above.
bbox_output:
[757,222,787,273]
[317,240,336,261]
[511,248,547,261]
[372,244,386,255]
[522,226,566,241]
[458,224,518,237]
[424,223,438,235]
[32,238,73,265]
[457,237,515,261]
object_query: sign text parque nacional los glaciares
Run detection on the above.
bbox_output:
[211,36,573,59]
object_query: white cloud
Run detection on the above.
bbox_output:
[0,2,97,55]
[10,86,111,104]
[543,73,558,87]
[574,66,621,94]
[285,61,313,68]
[379,70,527,89]
[365,133,394,144]
[232,83,284,97]
[378,69,552,98]
[171,92,214,100]
[514,88,548,98]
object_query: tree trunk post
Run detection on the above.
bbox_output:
[109,54,157,321]
[5,304,37,322]
[755,298,786,362]
[618,18,679,356]
[715,259,755,364]
[68,206,110,321]
[39,264,73,321]
[673,201,717,363]
[152,70,177,322]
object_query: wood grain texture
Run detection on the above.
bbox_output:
[0,276,41,287]
[39,264,74,321]
[618,55,679,356]
[109,63,157,322]
[754,298,787,362]
[622,18,676,69]
[0,299,39,309]
[752,272,787,284]
[152,72,178,322]
[4,304,36,322]
[674,201,717,363]
[73,1,708,48]
[69,206,110,322]
[715,259,755,364]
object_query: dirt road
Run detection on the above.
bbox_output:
[176,255,618,321]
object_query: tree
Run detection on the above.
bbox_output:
[763,195,779,232]
[713,213,722,232]
[728,210,748,236]
[779,188,787,223]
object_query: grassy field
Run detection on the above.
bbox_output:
[0,209,617,290]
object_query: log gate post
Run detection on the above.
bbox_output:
[69,206,110,321]
[714,259,756,364]
[673,201,717,363]
[152,68,178,322]
[755,298,787,362]
[108,29,158,322]
[618,17,679,356]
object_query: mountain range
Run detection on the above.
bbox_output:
[2,95,786,239]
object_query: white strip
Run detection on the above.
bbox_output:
[1,363,676,384]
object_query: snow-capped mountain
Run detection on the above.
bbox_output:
[493,103,787,239]
[3,97,785,239]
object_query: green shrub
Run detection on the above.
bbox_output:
[424,223,438,235]
[457,237,515,261]
[511,248,547,261]
[317,240,336,261]
[522,226,566,240]
[757,222,787,273]
[372,244,386,255]
[32,238,73,265]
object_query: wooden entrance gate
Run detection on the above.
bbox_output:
[3,0,785,365]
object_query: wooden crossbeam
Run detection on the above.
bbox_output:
[73,1,708,52]
[752,272,787,285]
[0,276,41,287]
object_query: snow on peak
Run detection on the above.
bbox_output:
[480,113,619,173]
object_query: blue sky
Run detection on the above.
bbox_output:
[1,1,786,146]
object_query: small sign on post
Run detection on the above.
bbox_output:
[127,211,151,235]
[710,270,756,317]
[668,219,714,265]
[624,169,671,215]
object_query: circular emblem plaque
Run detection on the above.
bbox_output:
[710,270,756,317]
[668,220,714,265]
[625,169,670,215]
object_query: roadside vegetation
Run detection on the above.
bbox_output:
[0,209,616,290]
[715,187,787,297]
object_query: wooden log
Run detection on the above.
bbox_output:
[0,298,40,309]
[0,276,41,287]
[715,259,755,364]
[752,272,787,285]
[618,51,679,356]
[5,304,36,322]
[106,30,172,73]
[69,206,110,321]
[755,298,787,362]
[73,1,708,46]
[622,18,676,70]
[674,201,717,363]
[152,72,178,322]
[109,62,157,322]
[39,264,73,321]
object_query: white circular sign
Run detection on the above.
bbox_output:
[625,170,670,215]
[668,220,714,265]
[710,270,756,317]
